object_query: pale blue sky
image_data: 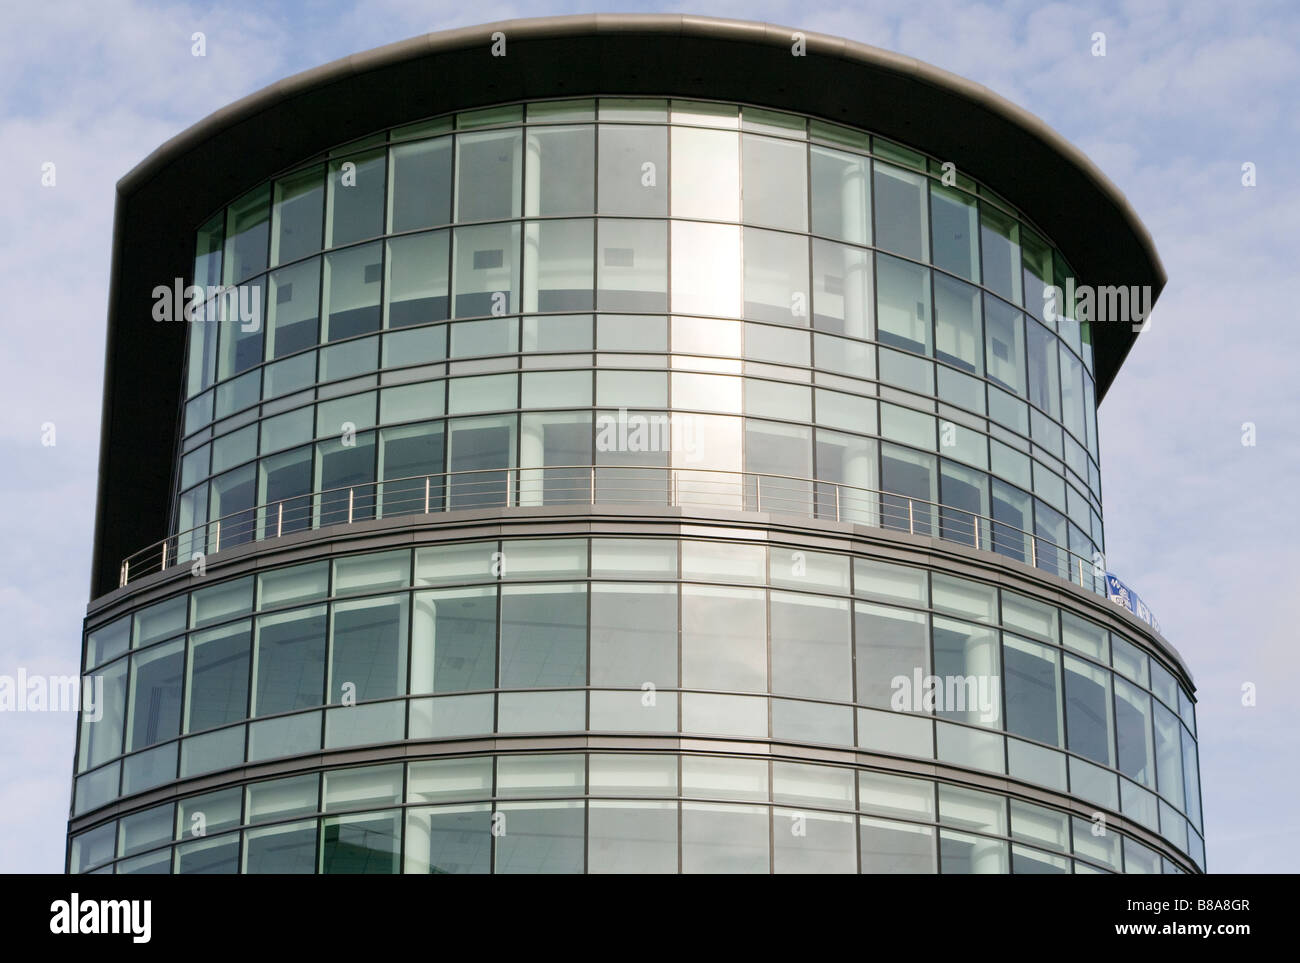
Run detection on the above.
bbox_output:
[1,0,1295,872]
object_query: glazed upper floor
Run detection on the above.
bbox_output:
[91,16,1163,600]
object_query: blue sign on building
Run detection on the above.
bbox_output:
[1106,573,1161,635]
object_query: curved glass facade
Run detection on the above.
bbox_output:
[76,90,1197,875]
[172,99,1104,585]
[74,535,1203,872]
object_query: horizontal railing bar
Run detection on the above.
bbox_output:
[121,465,1104,597]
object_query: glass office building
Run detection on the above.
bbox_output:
[69,15,1202,874]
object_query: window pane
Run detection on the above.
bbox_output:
[405,804,491,874]
[671,127,739,221]
[932,616,1001,727]
[933,273,982,375]
[859,816,934,873]
[495,801,584,874]
[258,561,328,610]
[453,222,521,318]
[597,218,667,312]
[741,133,806,231]
[1115,676,1156,789]
[1026,319,1060,418]
[1020,228,1053,321]
[327,150,386,247]
[774,809,855,873]
[253,606,327,715]
[329,595,408,703]
[223,185,270,283]
[812,239,872,339]
[411,587,497,693]
[589,582,677,691]
[771,592,851,701]
[742,227,809,325]
[939,458,988,546]
[597,124,667,216]
[682,584,767,692]
[176,833,239,874]
[216,286,265,379]
[258,445,312,537]
[589,801,678,874]
[940,829,1008,874]
[1153,700,1185,809]
[271,165,324,266]
[873,163,928,261]
[876,254,931,355]
[389,136,451,232]
[930,182,978,281]
[315,432,376,525]
[244,820,317,874]
[855,602,927,710]
[524,218,593,312]
[682,802,768,874]
[1003,635,1061,746]
[881,443,936,535]
[385,231,449,327]
[186,621,251,733]
[810,145,870,244]
[984,294,1026,395]
[456,129,522,222]
[671,221,741,318]
[980,205,1022,305]
[525,125,594,216]
[378,422,444,516]
[499,584,587,687]
[323,242,382,340]
[125,639,184,751]
[322,811,400,874]
[446,414,515,509]
[1064,654,1114,767]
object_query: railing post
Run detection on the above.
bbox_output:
[1030,536,1037,568]
[671,469,678,507]
[973,512,980,550]
[347,488,354,524]
[834,485,840,523]
[277,502,283,538]
[908,499,915,535]
[755,475,762,512]
[119,561,128,588]
[424,476,431,514]
[214,520,221,554]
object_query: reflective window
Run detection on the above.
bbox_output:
[186,621,251,733]
[930,182,978,281]
[499,584,587,687]
[671,127,738,221]
[385,231,449,327]
[389,137,452,232]
[456,129,522,222]
[326,150,386,247]
[1064,654,1114,767]
[598,125,667,216]
[876,254,931,355]
[525,126,595,216]
[810,146,870,244]
[253,606,327,716]
[742,133,807,231]
[272,165,324,267]
[682,584,767,693]
[873,163,929,261]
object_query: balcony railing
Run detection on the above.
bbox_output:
[119,465,1106,596]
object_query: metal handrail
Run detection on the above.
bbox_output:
[119,465,1106,596]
